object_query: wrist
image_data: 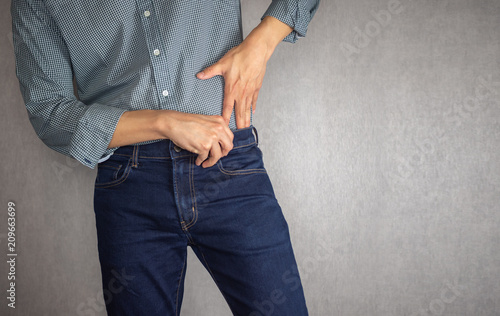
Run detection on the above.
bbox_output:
[155,109,175,140]
[245,16,293,60]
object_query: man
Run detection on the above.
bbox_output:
[11,0,319,315]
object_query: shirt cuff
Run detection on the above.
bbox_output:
[261,0,312,43]
[97,153,113,164]
[70,103,127,169]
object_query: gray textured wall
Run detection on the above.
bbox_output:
[1,0,499,315]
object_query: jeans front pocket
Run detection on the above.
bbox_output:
[95,154,133,188]
[216,143,267,176]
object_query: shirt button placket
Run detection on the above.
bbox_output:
[153,49,167,97]
[141,2,172,106]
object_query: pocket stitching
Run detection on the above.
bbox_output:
[216,160,267,176]
[95,158,133,188]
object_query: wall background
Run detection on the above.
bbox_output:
[1,0,499,315]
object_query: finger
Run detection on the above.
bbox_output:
[239,93,252,128]
[173,142,199,156]
[218,127,234,156]
[253,71,265,114]
[245,100,251,127]
[211,116,233,156]
[252,90,260,114]
[202,141,222,168]
[221,120,234,140]
[195,144,210,166]
[222,86,236,125]
[221,121,234,144]
[197,63,223,80]
[235,93,251,129]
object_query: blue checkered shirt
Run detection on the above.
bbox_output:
[11,0,319,169]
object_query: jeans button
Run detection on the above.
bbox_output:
[173,145,182,153]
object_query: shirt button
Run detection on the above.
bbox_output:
[174,145,182,153]
[153,49,160,56]
[162,90,169,97]
[144,10,151,17]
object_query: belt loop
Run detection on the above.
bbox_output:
[132,144,139,168]
[252,126,259,145]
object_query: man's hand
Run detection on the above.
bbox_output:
[107,109,233,168]
[159,110,234,168]
[197,39,267,129]
[196,16,293,129]
[108,18,293,168]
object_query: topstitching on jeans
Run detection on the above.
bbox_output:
[95,157,134,188]
[183,156,198,229]
[131,144,139,168]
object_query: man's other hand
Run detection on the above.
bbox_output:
[196,16,293,129]
[196,39,267,129]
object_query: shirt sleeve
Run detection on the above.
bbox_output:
[262,0,320,43]
[11,0,128,169]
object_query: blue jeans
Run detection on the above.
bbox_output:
[93,126,308,316]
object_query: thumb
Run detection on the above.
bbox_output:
[197,64,223,80]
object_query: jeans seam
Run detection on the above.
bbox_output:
[232,141,257,150]
[217,161,267,176]
[111,153,172,159]
[173,159,186,227]
[189,157,195,216]
[184,157,198,229]
[190,157,199,228]
[132,144,138,168]
[138,155,172,159]
[184,207,198,229]
[252,126,259,145]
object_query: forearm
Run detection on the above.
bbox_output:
[108,18,292,149]
[108,109,233,167]
[244,16,293,61]
[107,109,167,148]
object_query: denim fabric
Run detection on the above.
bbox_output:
[93,126,308,316]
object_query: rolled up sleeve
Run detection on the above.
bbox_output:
[262,0,320,43]
[11,0,127,169]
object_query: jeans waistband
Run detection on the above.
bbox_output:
[112,125,258,160]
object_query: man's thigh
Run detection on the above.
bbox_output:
[186,143,309,316]
[93,153,189,316]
